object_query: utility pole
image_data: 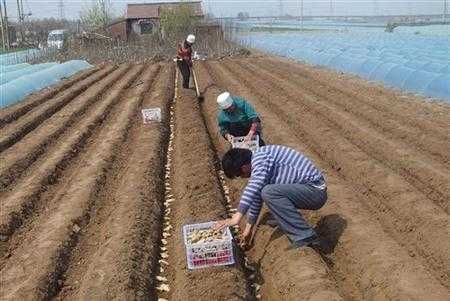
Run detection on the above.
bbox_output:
[0,0,5,51]
[373,0,379,16]
[58,0,65,20]
[301,0,304,30]
[16,0,23,43]
[444,0,448,22]
[330,0,334,17]
[278,0,283,17]
[3,0,9,49]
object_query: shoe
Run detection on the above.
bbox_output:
[291,235,321,249]
[265,218,278,228]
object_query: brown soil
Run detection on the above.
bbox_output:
[1,54,449,300]
[164,79,249,300]
[194,57,450,300]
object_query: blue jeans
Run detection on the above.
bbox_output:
[261,182,327,246]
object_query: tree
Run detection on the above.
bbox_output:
[80,0,112,30]
[237,12,250,21]
[159,2,199,42]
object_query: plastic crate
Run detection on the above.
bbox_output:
[231,135,260,152]
[141,108,161,123]
[182,221,235,270]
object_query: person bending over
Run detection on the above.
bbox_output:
[215,145,327,249]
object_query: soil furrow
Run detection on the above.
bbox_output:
[0,65,130,190]
[263,56,450,136]
[226,59,450,214]
[56,64,169,300]
[0,66,115,153]
[0,65,144,244]
[197,62,345,300]
[0,65,146,300]
[250,58,450,166]
[165,77,249,300]
[203,58,448,293]
[0,66,100,128]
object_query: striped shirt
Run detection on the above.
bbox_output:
[238,145,325,224]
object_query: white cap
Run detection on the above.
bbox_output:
[217,92,233,109]
[187,34,195,44]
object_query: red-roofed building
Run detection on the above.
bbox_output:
[108,1,204,41]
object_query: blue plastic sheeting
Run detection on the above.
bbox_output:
[1,63,31,72]
[425,74,450,99]
[241,28,450,101]
[384,65,416,87]
[1,60,92,108]
[1,63,57,85]
[0,49,43,65]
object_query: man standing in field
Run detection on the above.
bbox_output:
[217,92,265,146]
[215,145,327,248]
[176,34,196,89]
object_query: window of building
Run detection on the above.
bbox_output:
[140,21,154,34]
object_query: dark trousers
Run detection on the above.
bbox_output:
[262,183,327,247]
[226,123,265,146]
[177,60,190,88]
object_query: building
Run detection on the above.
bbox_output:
[108,1,204,41]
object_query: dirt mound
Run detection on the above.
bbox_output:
[1,55,449,300]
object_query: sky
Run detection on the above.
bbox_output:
[2,0,447,20]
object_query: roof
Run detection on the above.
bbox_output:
[126,1,203,19]
[108,18,127,26]
[49,29,66,35]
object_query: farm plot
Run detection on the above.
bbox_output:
[1,55,449,301]
[195,57,450,300]
[0,63,174,300]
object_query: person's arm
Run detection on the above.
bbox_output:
[240,99,261,140]
[176,43,183,58]
[239,157,272,224]
[218,113,232,141]
[215,153,272,227]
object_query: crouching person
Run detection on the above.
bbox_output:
[214,145,327,248]
[217,92,265,147]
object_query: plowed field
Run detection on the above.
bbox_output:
[1,56,449,300]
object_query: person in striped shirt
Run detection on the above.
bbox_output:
[215,145,327,248]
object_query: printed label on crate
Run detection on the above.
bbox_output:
[142,108,161,123]
[232,135,259,152]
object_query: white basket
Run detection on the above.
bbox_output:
[141,108,161,123]
[232,135,260,152]
[182,221,235,270]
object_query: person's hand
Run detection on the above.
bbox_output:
[239,223,254,250]
[225,133,234,143]
[244,131,254,142]
[214,212,242,231]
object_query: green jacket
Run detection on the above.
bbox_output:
[217,96,260,136]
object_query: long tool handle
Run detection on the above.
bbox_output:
[191,67,201,97]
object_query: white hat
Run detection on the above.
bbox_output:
[217,92,233,109]
[186,34,196,44]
